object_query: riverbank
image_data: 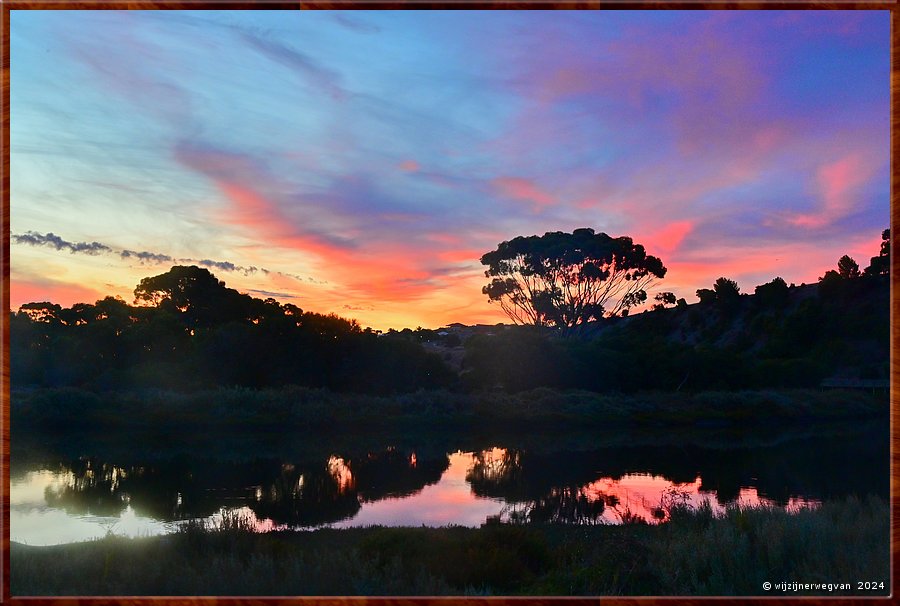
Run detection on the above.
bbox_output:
[12,386,887,434]
[11,495,888,596]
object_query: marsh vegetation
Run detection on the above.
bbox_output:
[11,495,888,596]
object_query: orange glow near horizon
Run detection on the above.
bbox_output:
[8,166,887,332]
[10,278,109,311]
[9,219,886,332]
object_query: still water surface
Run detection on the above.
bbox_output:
[12,426,887,546]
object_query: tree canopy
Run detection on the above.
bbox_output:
[11,266,453,393]
[134,265,272,329]
[754,277,789,309]
[713,277,741,313]
[480,228,667,330]
[837,255,860,280]
[864,229,890,277]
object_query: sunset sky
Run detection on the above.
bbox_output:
[10,10,889,331]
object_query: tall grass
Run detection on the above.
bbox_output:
[11,495,888,596]
[630,496,889,595]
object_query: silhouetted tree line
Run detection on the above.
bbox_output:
[11,266,454,393]
[462,232,889,392]
[11,230,889,395]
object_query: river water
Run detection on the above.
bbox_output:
[11,422,888,546]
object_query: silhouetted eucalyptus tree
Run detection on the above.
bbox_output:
[480,228,666,330]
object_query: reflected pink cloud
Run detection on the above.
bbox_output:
[583,474,816,525]
[333,452,504,528]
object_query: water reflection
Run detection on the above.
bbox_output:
[10,428,888,545]
[11,470,175,545]
[333,452,503,528]
[250,457,362,526]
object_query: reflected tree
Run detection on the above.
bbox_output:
[350,448,449,501]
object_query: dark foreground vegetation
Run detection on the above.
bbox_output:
[12,386,887,433]
[11,496,888,596]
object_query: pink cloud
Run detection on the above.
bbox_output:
[660,228,886,304]
[216,182,350,259]
[508,17,771,157]
[772,11,867,39]
[643,220,694,253]
[174,143,511,314]
[213,179,438,299]
[184,168,462,305]
[424,232,464,246]
[492,177,555,210]
[399,160,420,172]
[787,153,874,229]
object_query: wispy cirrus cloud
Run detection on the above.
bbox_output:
[331,13,381,35]
[238,28,347,100]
